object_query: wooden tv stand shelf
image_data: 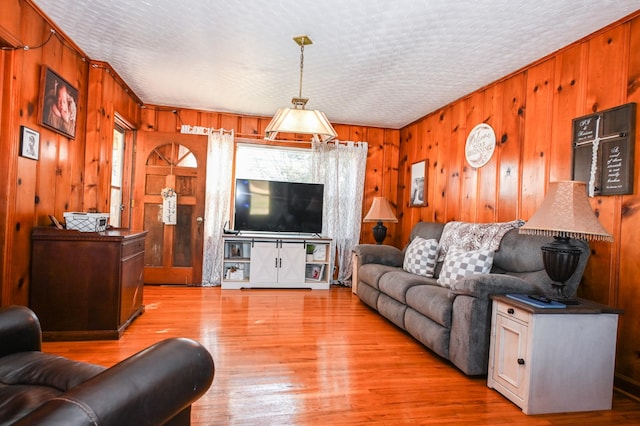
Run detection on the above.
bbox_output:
[30,227,147,341]
[487,294,622,415]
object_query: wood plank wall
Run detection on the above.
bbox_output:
[0,1,140,306]
[397,12,640,397]
[136,107,400,246]
[1,0,639,399]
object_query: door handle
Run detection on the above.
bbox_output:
[196,216,204,224]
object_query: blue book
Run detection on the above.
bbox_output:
[506,293,566,308]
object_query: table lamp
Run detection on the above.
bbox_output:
[519,180,613,303]
[363,197,398,244]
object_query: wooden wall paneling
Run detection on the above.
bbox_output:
[0,51,11,304]
[445,102,465,222]
[97,71,116,215]
[348,125,366,142]
[383,129,400,246]
[178,108,199,131]
[238,115,260,139]
[460,92,483,222]
[521,59,555,220]
[550,43,588,182]
[579,23,630,305]
[0,0,22,42]
[614,18,640,396]
[419,117,436,224]
[219,114,239,133]
[7,7,50,305]
[496,74,525,221]
[156,109,179,133]
[198,111,221,130]
[612,17,640,396]
[84,66,104,213]
[476,84,501,223]
[361,127,384,244]
[433,108,450,222]
[1,48,24,306]
[397,125,414,243]
[140,107,157,131]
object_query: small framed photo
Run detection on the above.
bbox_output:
[39,66,78,139]
[306,264,325,281]
[409,160,428,207]
[229,243,243,258]
[20,126,40,160]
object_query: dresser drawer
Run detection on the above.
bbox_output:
[122,237,146,259]
[495,300,530,324]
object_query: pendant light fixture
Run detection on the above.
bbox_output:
[264,35,337,143]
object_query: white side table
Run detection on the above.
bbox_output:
[487,294,622,415]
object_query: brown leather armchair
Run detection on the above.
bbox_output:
[0,305,214,425]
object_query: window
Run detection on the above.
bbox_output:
[110,125,125,227]
[235,143,313,182]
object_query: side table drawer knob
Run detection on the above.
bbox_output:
[508,308,515,314]
[517,358,525,365]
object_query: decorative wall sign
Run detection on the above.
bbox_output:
[161,187,177,225]
[572,103,636,196]
[465,123,496,168]
[409,160,427,207]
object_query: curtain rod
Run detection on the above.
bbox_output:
[180,124,234,136]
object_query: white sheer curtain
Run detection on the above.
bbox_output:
[312,141,368,285]
[201,130,234,286]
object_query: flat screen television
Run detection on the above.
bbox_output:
[234,179,324,234]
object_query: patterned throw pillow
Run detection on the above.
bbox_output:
[437,248,494,288]
[403,237,439,277]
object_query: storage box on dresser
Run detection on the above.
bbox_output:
[30,227,147,340]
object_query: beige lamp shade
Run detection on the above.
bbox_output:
[264,107,337,143]
[363,197,398,223]
[519,180,613,242]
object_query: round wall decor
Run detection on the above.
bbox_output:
[465,123,496,168]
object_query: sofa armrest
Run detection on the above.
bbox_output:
[0,306,42,357]
[16,337,214,426]
[450,273,543,300]
[353,244,404,267]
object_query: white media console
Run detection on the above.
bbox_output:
[221,234,332,290]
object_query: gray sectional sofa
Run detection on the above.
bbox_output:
[353,221,590,375]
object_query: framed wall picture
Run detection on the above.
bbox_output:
[39,67,78,139]
[19,126,40,160]
[409,160,428,207]
[229,243,243,258]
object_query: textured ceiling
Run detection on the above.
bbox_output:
[32,0,640,129]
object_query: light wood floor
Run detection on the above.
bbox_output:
[42,286,640,425]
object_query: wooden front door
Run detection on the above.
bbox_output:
[132,132,207,284]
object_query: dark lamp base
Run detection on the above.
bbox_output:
[541,236,582,299]
[372,222,388,245]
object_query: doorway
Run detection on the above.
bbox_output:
[132,132,207,284]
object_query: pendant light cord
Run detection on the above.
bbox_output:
[298,43,305,99]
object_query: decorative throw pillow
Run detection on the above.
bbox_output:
[403,237,439,277]
[437,248,494,288]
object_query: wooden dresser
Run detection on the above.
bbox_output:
[30,227,147,340]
